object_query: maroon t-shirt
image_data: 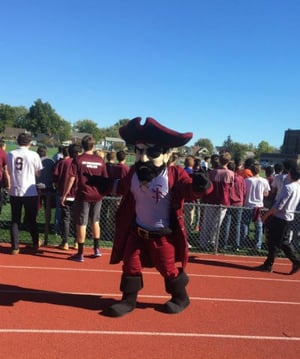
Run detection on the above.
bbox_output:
[204,167,234,206]
[108,163,130,180]
[70,153,108,202]
[53,157,77,197]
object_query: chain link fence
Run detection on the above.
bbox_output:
[1,194,300,258]
[185,202,300,257]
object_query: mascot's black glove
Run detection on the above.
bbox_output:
[84,174,111,194]
[192,171,212,193]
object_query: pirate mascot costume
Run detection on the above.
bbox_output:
[88,117,213,317]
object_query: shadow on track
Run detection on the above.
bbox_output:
[188,255,255,271]
[0,283,115,310]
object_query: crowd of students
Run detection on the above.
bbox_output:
[182,152,300,274]
[0,133,130,262]
[1,133,300,274]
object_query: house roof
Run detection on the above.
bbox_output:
[2,127,30,138]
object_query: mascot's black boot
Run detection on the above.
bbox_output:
[164,270,190,314]
[105,275,143,317]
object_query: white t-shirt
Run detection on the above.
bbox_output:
[274,181,300,221]
[272,173,289,201]
[244,176,270,208]
[7,146,43,197]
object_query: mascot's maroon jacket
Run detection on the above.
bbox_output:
[110,164,212,268]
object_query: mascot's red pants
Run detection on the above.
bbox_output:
[122,230,179,279]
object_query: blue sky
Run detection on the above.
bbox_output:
[1,0,299,148]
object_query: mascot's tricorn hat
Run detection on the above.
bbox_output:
[119,117,193,147]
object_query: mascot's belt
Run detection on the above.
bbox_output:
[135,225,172,240]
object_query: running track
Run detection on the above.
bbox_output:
[0,244,299,359]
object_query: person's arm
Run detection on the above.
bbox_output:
[3,165,10,190]
[61,176,75,206]
[262,207,276,223]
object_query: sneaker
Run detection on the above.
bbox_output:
[254,264,272,273]
[289,262,300,275]
[91,248,102,258]
[11,248,20,255]
[68,253,84,262]
[73,242,78,250]
[58,243,69,250]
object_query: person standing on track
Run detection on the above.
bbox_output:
[255,162,300,274]
[53,143,82,250]
[61,135,108,262]
[7,133,43,254]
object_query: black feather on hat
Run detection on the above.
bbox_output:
[119,117,193,148]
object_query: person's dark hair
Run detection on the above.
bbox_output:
[250,162,260,176]
[57,145,65,153]
[106,151,116,162]
[227,161,236,171]
[244,157,255,169]
[219,152,232,166]
[283,159,297,173]
[234,157,242,168]
[17,133,32,146]
[37,145,47,158]
[68,143,82,158]
[81,135,95,151]
[274,162,284,174]
[116,150,126,162]
[210,154,220,169]
[0,138,5,148]
[193,158,202,170]
[62,146,69,157]
[289,164,300,181]
[265,165,274,178]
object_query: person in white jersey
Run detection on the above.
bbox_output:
[7,133,43,254]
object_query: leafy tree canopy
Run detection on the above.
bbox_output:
[0,100,280,157]
[194,138,214,155]
[222,135,252,160]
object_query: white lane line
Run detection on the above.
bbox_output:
[0,289,299,305]
[1,265,300,283]
[0,329,299,340]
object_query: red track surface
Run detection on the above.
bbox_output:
[0,243,299,359]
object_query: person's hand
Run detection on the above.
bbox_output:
[61,195,67,207]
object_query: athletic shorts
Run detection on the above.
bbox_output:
[73,200,102,226]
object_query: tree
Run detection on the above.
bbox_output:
[56,120,72,142]
[222,135,234,152]
[21,99,71,142]
[0,104,27,132]
[194,138,214,155]
[220,136,251,160]
[13,106,28,128]
[256,140,278,157]
[73,119,102,141]
[104,118,130,138]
